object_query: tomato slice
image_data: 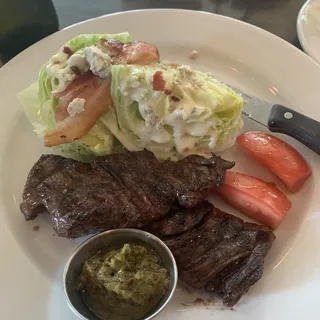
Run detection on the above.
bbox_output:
[237,131,312,192]
[216,171,292,229]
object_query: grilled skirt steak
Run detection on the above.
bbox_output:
[20,151,274,307]
[20,151,234,237]
[149,202,275,307]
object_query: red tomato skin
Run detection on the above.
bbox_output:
[237,131,312,192]
[216,171,292,229]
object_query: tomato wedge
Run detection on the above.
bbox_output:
[216,171,292,229]
[237,131,312,192]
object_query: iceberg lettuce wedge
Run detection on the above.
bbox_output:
[107,63,243,158]
[18,32,132,159]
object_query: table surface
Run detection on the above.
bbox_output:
[52,0,307,48]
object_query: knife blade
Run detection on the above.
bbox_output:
[228,84,320,155]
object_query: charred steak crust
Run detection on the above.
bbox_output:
[153,204,275,307]
[161,154,235,207]
[20,151,234,237]
[20,155,75,220]
[148,202,213,237]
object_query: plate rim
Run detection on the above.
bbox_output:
[2,8,319,74]
[0,8,320,320]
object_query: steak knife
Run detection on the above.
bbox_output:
[228,85,320,155]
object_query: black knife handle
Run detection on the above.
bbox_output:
[268,104,320,154]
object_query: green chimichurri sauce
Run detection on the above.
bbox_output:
[78,244,169,320]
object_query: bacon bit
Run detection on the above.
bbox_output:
[70,66,81,76]
[33,225,40,231]
[63,46,73,57]
[100,39,159,65]
[193,298,204,305]
[99,39,124,56]
[183,147,190,153]
[153,71,166,91]
[164,89,172,95]
[171,96,180,102]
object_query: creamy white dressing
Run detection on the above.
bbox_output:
[52,68,76,92]
[46,64,62,78]
[67,53,90,72]
[173,128,198,154]
[48,44,114,92]
[185,121,213,136]
[118,67,219,152]
[46,50,74,92]
[84,46,112,78]
[130,76,141,89]
[148,129,172,144]
[52,51,69,65]
[67,98,86,117]
[138,102,171,144]
[46,51,68,77]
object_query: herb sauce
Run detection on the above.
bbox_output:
[78,244,169,320]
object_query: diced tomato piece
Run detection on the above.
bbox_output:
[237,131,312,192]
[153,71,166,91]
[216,171,292,229]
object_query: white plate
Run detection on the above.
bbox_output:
[297,0,320,64]
[0,9,319,320]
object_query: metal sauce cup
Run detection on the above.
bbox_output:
[63,229,178,320]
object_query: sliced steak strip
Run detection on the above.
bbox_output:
[161,154,235,207]
[94,151,176,219]
[20,155,75,220]
[38,161,160,238]
[205,223,275,307]
[148,202,212,237]
[21,151,234,238]
[164,207,244,270]
[154,204,275,307]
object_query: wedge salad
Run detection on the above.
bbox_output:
[18,32,243,160]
